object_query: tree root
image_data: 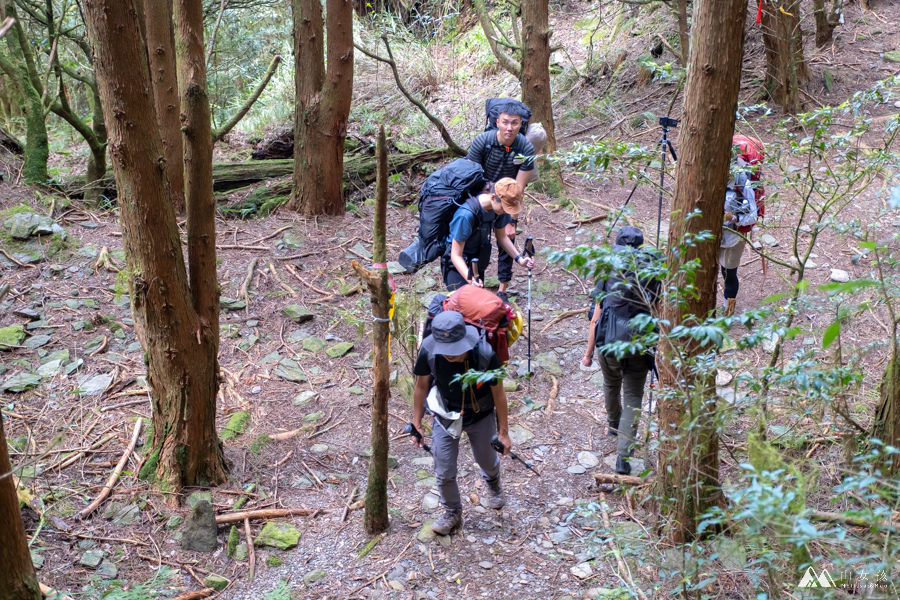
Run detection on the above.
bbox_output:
[240,258,259,313]
[94,246,120,272]
[268,261,297,297]
[76,419,142,519]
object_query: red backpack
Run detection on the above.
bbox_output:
[422,286,512,365]
[732,135,766,233]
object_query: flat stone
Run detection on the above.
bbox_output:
[187,491,212,508]
[571,563,593,579]
[534,352,562,376]
[509,424,534,446]
[5,213,55,239]
[79,549,104,569]
[479,561,493,570]
[760,234,779,247]
[589,371,605,387]
[0,325,26,348]
[716,369,733,386]
[503,379,518,392]
[24,334,52,350]
[42,350,69,364]
[415,476,437,489]
[762,332,780,353]
[350,242,372,259]
[182,500,217,552]
[417,520,436,543]
[234,543,248,561]
[204,575,229,591]
[255,522,301,550]
[97,560,118,579]
[388,580,405,591]
[13,307,41,320]
[293,390,319,405]
[326,342,354,358]
[80,373,113,396]
[304,411,325,422]
[387,261,406,274]
[102,502,140,525]
[567,465,586,475]
[37,359,62,378]
[830,268,850,283]
[436,534,451,548]
[577,451,599,468]
[422,493,440,510]
[275,358,307,383]
[166,515,183,529]
[412,457,434,468]
[1,373,41,392]
[219,297,246,311]
[282,305,315,323]
[303,569,327,585]
[883,50,900,64]
[310,444,329,454]
[30,551,44,570]
[302,336,326,352]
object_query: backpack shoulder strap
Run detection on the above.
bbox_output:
[422,336,437,375]
[474,338,492,371]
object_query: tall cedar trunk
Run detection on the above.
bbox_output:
[289,0,354,215]
[0,419,42,600]
[676,0,689,64]
[654,0,747,544]
[761,0,806,113]
[84,83,108,204]
[811,0,842,48]
[2,6,48,183]
[363,125,391,534]
[872,350,900,471]
[83,0,227,498]
[139,0,186,213]
[521,0,556,154]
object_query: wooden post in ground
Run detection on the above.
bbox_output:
[353,125,392,533]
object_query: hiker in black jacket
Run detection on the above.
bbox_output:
[467,102,536,302]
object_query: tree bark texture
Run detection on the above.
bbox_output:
[521,0,556,154]
[760,0,807,113]
[140,0,186,213]
[654,0,748,544]
[290,0,354,215]
[872,352,900,471]
[0,418,42,600]
[362,125,391,534]
[1,6,48,183]
[675,0,690,65]
[83,0,227,498]
[811,0,842,48]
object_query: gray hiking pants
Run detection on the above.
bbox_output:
[599,353,649,458]
[432,414,500,511]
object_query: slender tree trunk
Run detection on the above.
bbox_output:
[761,0,806,113]
[361,125,391,534]
[139,0,186,213]
[1,6,48,183]
[811,0,842,48]
[676,0,689,64]
[872,350,900,470]
[653,0,747,544]
[0,418,42,600]
[83,0,226,500]
[473,0,520,77]
[521,0,555,154]
[289,0,354,215]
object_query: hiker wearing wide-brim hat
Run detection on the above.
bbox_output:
[409,311,513,536]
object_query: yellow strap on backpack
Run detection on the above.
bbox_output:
[507,310,523,346]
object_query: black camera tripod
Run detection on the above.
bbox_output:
[607,116,678,248]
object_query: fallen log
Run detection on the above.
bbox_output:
[593,472,648,487]
[62,148,451,199]
[214,508,318,524]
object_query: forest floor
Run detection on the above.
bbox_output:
[2,1,900,599]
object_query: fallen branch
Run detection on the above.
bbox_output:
[546,376,559,415]
[268,261,297,297]
[300,459,324,486]
[101,396,150,412]
[0,247,38,269]
[51,433,116,471]
[249,224,292,245]
[245,517,256,581]
[342,486,358,522]
[540,308,588,334]
[593,472,648,487]
[810,510,900,531]
[569,213,608,226]
[39,582,74,600]
[307,418,345,440]
[240,257,259,312]
[214,508,317,524]
[88,335,108,357]
[137,553,213,576]
[173,589,215,600]
[76,419,142,519]
[284,264,335,300]
[215,244,269,251]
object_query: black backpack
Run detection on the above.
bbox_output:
[484,98,532,132]
[398,159,486,274]
[591,248,659,357]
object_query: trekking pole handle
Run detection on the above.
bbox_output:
[524,237,535,258]
[404,422,431,454]
[491,435,540,475]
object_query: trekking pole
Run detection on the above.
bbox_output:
[491,435,540,476]
[403,423,432,454]
[470,257,481,287]
[524,237,535,376]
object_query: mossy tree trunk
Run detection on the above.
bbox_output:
[83,0,226,501]
[873,351,900,469]
[761,0,807,113]
[137,0,186,213]
[0,418,42,600]
[521,0,556,154]
[357,126,392,534]
[653,0,747,544]
[289,0,354,215]
[811,0,842,48]
[0,5,48,184]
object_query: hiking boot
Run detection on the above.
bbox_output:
[483,480,507,509]
[615,456,631,476]
[608,420,619,437]
[496,291,510,304]
[725,298,736,317]
[431,508,463,535]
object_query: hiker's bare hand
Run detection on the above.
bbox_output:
[518,256,535,269]
[410,423,426,448]
[582,354,594,367]
[497,432,512,456]
[470,278,484,288]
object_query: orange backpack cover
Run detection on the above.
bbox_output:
[442,286,510,363]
